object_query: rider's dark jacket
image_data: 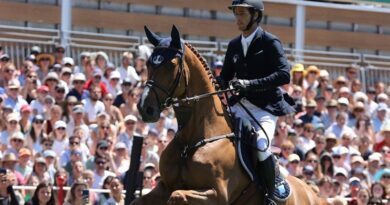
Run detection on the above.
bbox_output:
[220,28,295,116]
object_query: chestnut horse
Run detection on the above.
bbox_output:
[134,25,326,205]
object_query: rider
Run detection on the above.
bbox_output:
[219,0,296,204]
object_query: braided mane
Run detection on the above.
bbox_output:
[184,42,221,90]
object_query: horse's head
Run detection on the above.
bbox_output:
[138,25,188,122]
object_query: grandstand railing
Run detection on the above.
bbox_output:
[0,25,389,88]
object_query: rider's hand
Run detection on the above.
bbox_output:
[231,79,250,92]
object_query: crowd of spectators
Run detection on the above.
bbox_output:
[0,44,388,205]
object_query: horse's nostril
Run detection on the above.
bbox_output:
[146,107,154,116]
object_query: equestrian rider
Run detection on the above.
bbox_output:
[218,0,295,203]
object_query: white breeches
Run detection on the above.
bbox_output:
[231,98,278,161]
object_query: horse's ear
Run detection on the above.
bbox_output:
[170,25,181,50]
[144,26,161,47]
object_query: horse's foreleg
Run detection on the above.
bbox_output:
[131,182,170,205]
[167,189,221,205]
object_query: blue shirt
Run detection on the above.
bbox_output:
[4,96,28,112]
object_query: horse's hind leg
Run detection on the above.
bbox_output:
[167,188,225,205]
[131,182,170,205]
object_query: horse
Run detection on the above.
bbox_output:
[134,25,327,205]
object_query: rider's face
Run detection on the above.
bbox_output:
[233,7,252,31]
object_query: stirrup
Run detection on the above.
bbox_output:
[272,174,291,202]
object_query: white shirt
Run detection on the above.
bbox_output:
[241,27,259,56]
[118,66,140,85]
[92,170,115,189]
[82,98,105,122]
[30,100,45,115]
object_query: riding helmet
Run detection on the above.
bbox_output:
[228,0,264,11]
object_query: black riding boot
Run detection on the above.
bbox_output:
[258,155,290,204]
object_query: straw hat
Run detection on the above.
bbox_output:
[2,153,18,163]
[36,53,55,65]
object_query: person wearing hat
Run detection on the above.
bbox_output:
[113,142,130,175]
[218,0,296,201]
[290,63,304,87]
[113,77,133,107]
[373,122,390,152]
[333,167,349,195]
[1,153,25,185]
[334,75,348,91]
[16,148,33,179]
[338,86,350,99]
[332,146,350,171]
[4,79,28,113]
[286,154,302,177]
[346,177,361,198]
[0,113,21,150]
[74,51,91,74]
[299,99,322,126]
[43,72,60,95]
[19,104,32,133]
[67,73,87,101]
[36,53,55,81]
[66,104,90,140]
[118,51,140,84]
[303,65,320,90]
[30,85,49,115]
[107,70,121,97]
[62,57,74,68]
[94,51,109,71]
[51,120,68,157]
[6,132,25,156]
[118,114,138,155]
[367,153,382,181]
[321,99,338,129]
[372,103,388,133]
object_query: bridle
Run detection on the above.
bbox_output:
[145,47,186,109]
[145,46,234,109]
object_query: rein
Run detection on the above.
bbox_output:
[169,88,235,105]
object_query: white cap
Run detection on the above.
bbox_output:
[73,73,86,82]
[377,93,389,101]
[332,146,349,156]
[7,113,20,122]
[54,120,66,129]
[334,167,348,177]
[288,154,300,162]
[62,57,74,66]
[339,87,350,94]
[319,69,329,78]
[337,97,349,106]
[109,71,121,80]
[368,153,381,162]
[124,114,138,122]
[348,176,361,184]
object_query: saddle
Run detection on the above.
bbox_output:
[233,118,291,204]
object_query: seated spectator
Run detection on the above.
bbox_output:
[333,167,349,196]
[26,157,51,184]
[317,176,333,198]
[43,150,58,181]
[26,115,47,155]
[4,79,28,113]
[356,188,370,205]
[369,182,386,203]
[64,179,88,205]
[25,181,56,205]
[372,103,388,134]
[0,169,21,205]
[286,154,302,177]
[304,152,323,180]
[105,177,125,205]
[332,146,350,171]
[346,177,362,198]
[113,78,133,108]
[1,153,24,185]
[16,148,33,179]
[112,142,130,176]
[374,122,390,152]
[299,100,322,126]
[92,157,115,189]
[5,132,25,156]
[0,113,21,152]
[102,93,123,128]
[66,73,87,101]
[19,104,32,134]
[98,175,114,204]
[50,120,69,157]
[119,88,141,117]
[82,84,105,125]
[325,111,354,139]
[30,85,49,115]
[297,123,316,154]
[319,152,334,178]
[45,105,64,135]
[59,135,87,168]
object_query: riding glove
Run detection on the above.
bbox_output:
[231,79,251,92]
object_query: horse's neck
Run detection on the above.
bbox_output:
[174,51,232,143]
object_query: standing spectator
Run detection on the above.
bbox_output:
[82,85,105,125]
[25,181,56,205]
[4,80,28,112]
[118,51,139,84]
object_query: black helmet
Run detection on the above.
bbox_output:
[228,0,264,11]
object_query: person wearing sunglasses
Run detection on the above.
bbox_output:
[59,135,87,168]
[0,113,21,152]
[92,156,115,189]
